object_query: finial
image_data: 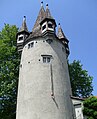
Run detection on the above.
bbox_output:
[58,23,61,27]
[46,3,48,9]
[41,1,43,7]
[23,16,26,21]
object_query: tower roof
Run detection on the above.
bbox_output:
[29,3,55,38]
[19,16,28,33]
[32,3,45,33]
[57,23,67,39]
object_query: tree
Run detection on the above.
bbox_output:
[68,60,93,98]
[0,24,20,119]
[83,96,97,119]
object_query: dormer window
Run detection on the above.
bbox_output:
[17,35,24,43]
[42,25,46,30]
[47,21,54,31]
[41,20,55,33]
[48,22,53,29]
[42,22,47,33]
[19,36,23,41]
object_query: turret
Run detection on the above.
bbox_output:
[16,16,29,53]
[57,23,70,58]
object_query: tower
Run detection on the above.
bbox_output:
[16,3,74,119]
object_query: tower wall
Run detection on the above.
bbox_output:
[16,36,74,119]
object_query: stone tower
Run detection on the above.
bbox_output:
[16,3,74,119]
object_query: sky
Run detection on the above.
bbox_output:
[0,0,97,95]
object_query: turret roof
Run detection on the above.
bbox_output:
[45,4,53,19]
[19,16,28,33]
[57,23,67,39]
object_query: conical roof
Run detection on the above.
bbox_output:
[45,4,53,19]
[32,4,45,32]
[57,23,67,39]
[19,16,28,32]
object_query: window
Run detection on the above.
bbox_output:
[43,57,46,63]
[42,25,46,30]
[47,57,50,63]
[48,23,53,28]
[28,44,30,49]
[41,55,52,63]
[46,39,53,44]
[31,42,34,47]
[28,42,34,49]
[19,36,23,41]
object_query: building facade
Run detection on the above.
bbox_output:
[16,3,74,119]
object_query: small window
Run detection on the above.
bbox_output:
[46,39,53,44]
[41,55,52,63]
[62,47,65,52]
[42,25,46,30]
[47,57,50,63]
[19,36,23,41]
[31,42,34,47]
[43,57,46,63]
[48,23,53,28]
[28,44,30,49]
[28,42,34,49]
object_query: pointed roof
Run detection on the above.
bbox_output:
[45,4,53,19]
[32,3,45,32]
[57,23,67,39]
[29,3,56,38]
[19,16,28,32]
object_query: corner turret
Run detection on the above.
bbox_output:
[16,16,29,53]
[57,23,70,57]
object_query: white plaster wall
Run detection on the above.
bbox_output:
[72,99,84,119]
[16,36,74,119]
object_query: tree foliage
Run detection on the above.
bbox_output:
[68,60,93,98]
[83,96,97,119]
[0,24,20,119]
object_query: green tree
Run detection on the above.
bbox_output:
[83,96,97,119]
[68,60,93,98]
[0,24,20,119]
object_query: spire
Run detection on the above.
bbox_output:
[32,2,45,32]
[57,23,66,39]
[45,4,53,19]
[19,16,28,32]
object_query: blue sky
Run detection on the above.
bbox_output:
[0,0,97,95]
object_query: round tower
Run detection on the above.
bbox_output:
[16,4,74,119]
